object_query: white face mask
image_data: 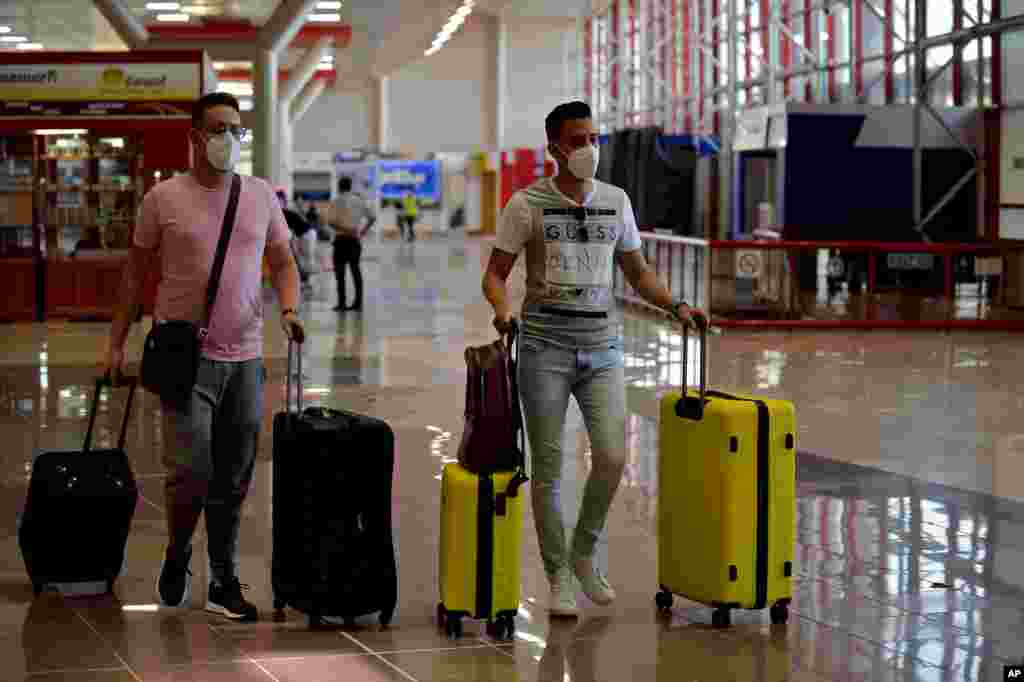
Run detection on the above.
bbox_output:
[559,143,599,180]
[205,132,240,173]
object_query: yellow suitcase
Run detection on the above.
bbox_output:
[656,327,796,628]
[437,463,527,640]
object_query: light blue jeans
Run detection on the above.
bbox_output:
[517,335,628,579]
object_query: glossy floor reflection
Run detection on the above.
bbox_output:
[0,233,1021,681]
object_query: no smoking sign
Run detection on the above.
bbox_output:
[735,250,763,279]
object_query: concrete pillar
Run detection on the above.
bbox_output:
[291,77,327,123]
[279,107,293,195]
[92,0,149,49]
[281,36,335,104]
[369,76,389,153]
[481,13,507,153]
[253,48,279,183]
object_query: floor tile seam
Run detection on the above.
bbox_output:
[336,631,420,682]
[237,643,503,664]
[25,665,129,677]
[205,622,282,682]
[71,610,144,682]
[792,611,951,672]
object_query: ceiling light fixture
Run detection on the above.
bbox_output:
[0,35,27,42]
[317,1,343,9]
[316,63,333,71]
[309,12,341,22]
[156,13,190,22]
[146,2,181,10]
[320,55,334,63]
[16,43,43,50]
[0,26,11,34]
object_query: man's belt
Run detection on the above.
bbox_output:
[539,306,608,319]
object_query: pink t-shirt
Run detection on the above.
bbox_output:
[134,173,290,362]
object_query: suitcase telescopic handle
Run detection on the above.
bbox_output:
[83,374,137,454]
[286,339,303,415]
[680,323,708,404]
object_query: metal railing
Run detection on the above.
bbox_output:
[617,232,1024,331]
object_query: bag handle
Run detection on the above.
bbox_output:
[84,374,137,454]
[199,173,241,340]
[286,339,303,414]
[503,319,529,493]
[681,322,708,404]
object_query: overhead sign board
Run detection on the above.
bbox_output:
[376,160,442,202]
[0,63,201,103]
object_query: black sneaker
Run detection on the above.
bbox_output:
[157,545,192,607]
[205,578,259,622]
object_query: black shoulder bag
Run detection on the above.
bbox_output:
[140,173,241,411]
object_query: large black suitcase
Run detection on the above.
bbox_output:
[19,375,139,596]
[271,341,398,628]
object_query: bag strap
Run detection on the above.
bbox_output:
[199,173,242,338]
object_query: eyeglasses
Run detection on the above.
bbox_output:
[203,125,251,143]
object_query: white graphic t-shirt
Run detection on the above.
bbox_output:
[494,177,642,349]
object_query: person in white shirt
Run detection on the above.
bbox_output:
[482,101,707,617]
[327,176,376,312]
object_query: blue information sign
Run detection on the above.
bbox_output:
[376,160,442,201]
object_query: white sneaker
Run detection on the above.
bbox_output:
[549,567,580,618]
[573,557,616,606]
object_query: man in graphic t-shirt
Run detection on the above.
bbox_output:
[482,101,707,618]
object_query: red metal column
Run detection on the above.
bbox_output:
[585,17,593,105]
[804,0,813,101]
[712,0,720,135]
[745,5,753,103]
[993,0,1002,106]
[827,7,837,100]
[853,0,863,97]
[953,0,964,105]
[612,0,620,108]
[884,0,894,102]
[781,0,791,97]
[699,0,706,131]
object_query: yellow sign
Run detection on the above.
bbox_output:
[0,63,200,102]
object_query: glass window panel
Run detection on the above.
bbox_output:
[863,6,884,58]
[928,0,954,37]
[790,75,805,102]
[982,36,992,106]
[963,38,982,107]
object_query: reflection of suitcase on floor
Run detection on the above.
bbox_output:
[437,463,527,639]
[656,327,796,628]
[19,376,139,597]
[271,342,397,628]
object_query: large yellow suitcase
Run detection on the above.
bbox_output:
[437,463,527,640]
[656,327,796,628]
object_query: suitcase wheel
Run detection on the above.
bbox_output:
[273,598,287,623]
[769,602,789,625]
[32,582,43,597]
[712,608,731,629]
[436,603,446,630]
[444,614,463,639]
[309,613,323,630]
[486,616,514,641]
[106,580,115,595]
[379,607,393,629]
[655,590,673,614]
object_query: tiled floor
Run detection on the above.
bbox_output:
[0,233,1022,681]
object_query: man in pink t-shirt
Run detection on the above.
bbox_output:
[105,93,304,622]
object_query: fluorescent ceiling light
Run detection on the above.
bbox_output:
[320,55,334,63]
[316,63,332,71]
[0,26,10,34]
[0,35,27,42]
[156,13,190,21]
[122,604,159,612]
[34,129,89,135]
[183,5,215,15]
[16,43,43,50]
[317,1,343,9]
[218,82,253,96]
[309,12,340,21]
[239,98,253,112]
[212,61,227,70]
[146,1,180,9]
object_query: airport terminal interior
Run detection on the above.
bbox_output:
[1,0,1023,681]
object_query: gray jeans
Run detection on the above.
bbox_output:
[161,357,264,586]
[517,335,628,579]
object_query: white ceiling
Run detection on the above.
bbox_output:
[0,0,591,80]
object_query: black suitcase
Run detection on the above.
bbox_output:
[271,342,398,628]
[19,375,138,596]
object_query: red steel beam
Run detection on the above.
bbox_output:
[781,0,791,97]
[216,68,337,82]
[612,0,620,107]
[884,0,894,102]
[146,19,352,49]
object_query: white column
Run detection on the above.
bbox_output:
[290,77,328,123]
[370,76,389,153]
[481,13,508,153]
[281,36,335,104]
[279,106,292,195]
[253,48,279,183]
